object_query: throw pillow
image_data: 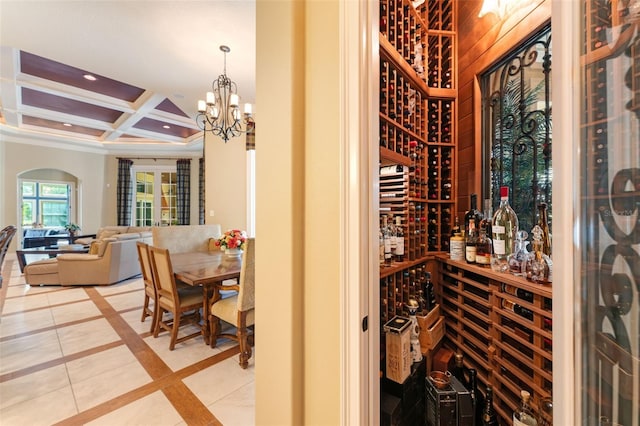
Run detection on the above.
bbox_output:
[97,229,120,241]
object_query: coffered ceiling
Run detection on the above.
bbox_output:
[0,1,256,155]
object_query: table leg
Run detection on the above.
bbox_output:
[17,252,27,273]
[201,283,213,345]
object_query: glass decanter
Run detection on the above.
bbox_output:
[527,225,553,284]
[507,230,529,277]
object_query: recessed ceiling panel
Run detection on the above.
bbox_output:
[156,98,189,118]
[22,115,105,137]
[22,87,124,123]
[134,117,200,138]
[20,51,145,102]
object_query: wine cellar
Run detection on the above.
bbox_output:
[378,0,554,424]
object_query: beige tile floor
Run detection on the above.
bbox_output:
[0,255,255,425]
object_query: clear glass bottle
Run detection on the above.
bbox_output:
[475,220,493,266]
[465,218,477,264]
[528,225,553,284]
[513,390,538,426]
[508,230,530,276]
[537,203,552,257]
[491,186,519,272]
[394,215,404,262]
[451,215,462,236]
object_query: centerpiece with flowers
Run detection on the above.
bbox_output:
[215,229,248,256]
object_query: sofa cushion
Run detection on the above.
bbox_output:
[89,237,117,257]
[97,229,120,240]
[113,233,141,241]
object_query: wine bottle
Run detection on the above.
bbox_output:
[450,353,468,388]
[513,390,538,426]
[502,298,534,321]
[491,186,518,273]
[464,194,482,235]
[451,215,461,236]
[468,368,485,426]
[382,216,392,266]
[394,216,404,262]
[481,386,499,426]
[465,218,477,264]
[424,271,436,312]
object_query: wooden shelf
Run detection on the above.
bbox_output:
[435,256,552,426]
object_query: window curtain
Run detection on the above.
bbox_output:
[116,158,134,226]
[176,159,191,225]
[199,157,205,225]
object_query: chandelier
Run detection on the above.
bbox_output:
[196,45,254,143]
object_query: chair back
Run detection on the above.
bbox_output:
[237,238,255,312]
[136,241,154,288]
[0,225,17,267]
[148,246,179,304]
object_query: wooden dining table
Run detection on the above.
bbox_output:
[171,250,242,345]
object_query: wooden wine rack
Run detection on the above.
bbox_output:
[436,256,552,426]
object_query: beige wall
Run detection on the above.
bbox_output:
[0,141,203,252]
[256,0,341,424]
[204,133,247,232]
[1,141,107,250]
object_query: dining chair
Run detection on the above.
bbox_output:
[149,245,204,350]
[209,238,255,368]
[136,241,158,333]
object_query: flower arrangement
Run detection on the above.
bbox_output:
[64,223,81,233]
[215,229,247,251]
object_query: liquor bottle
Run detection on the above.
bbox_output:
[481,386,499,426]
[468,368,485,426]
[450,231,465,261]
[382,216,392,266]
[513,390,538,425]
[508,230,530,276]
[379,228,385,266]
[491,186,519,273]
[481,198,493,237]
[465,218,477,264]
[475,221,493,266]
[537,203,552,257]
[451,215,462,236]
[450,353,468,388]
[528,225,553,284]
[423,271,436,312]
[465,194,483,236]
[394,216,405,262]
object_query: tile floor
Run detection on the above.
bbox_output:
[0,255,255,426]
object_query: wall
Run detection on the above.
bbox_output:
[0,140,203,252]
[255,0,342,424]
[457,0,550,215]
[204,133,247,232]
[0,141,107,250]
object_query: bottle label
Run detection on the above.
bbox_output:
[513,416,534,426]
[384,238,392,258]
[476,253,491,264]
[493,239,506,255]
[450,239,464,260]
[465,246,476,262]
[492,225,505,234]
[396,238,404,255]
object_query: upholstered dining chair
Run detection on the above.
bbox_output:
[209,237,255,369]
[148,246,204,350]
[136,241,158,333]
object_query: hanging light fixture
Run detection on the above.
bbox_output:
[196,45,254,143]
[478,0,528,18]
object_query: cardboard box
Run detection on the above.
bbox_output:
[419,315,445,352]
[384,316,412,383]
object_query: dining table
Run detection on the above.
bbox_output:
[171,250,242,345]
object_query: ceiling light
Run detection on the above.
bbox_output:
[478,0,527,18]
[63,123,72,127]
[196,45,254,143]
[83,74,97,81]
[163,125,170,129]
